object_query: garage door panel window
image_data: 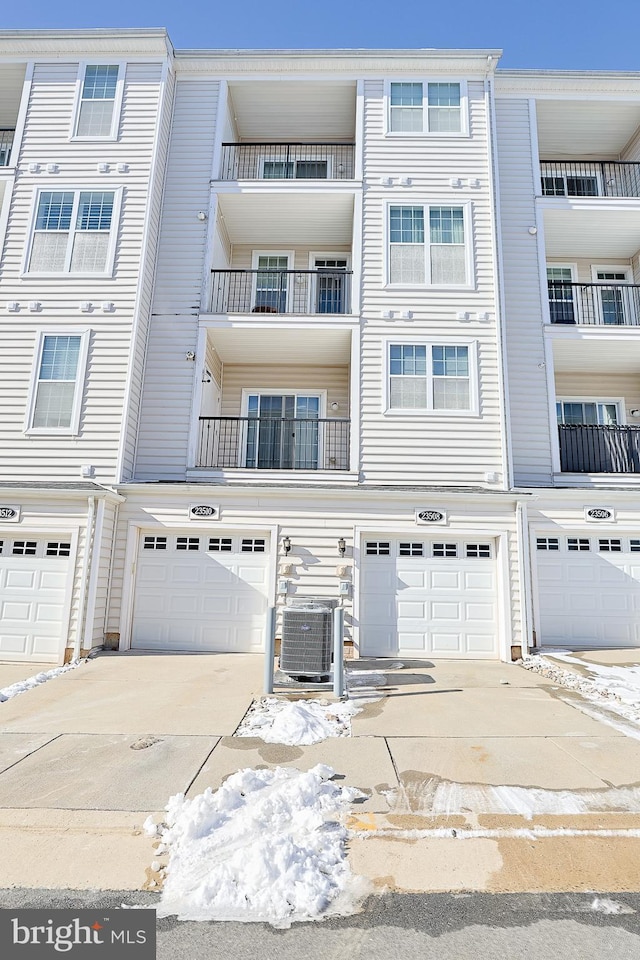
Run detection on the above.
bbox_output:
[568,538,590,551]
[177,537,200,551]
[433,543,457,557]
[631,540,640,552]
[143,536,167,550]
[399,542,424,556]
[388,342,475,413]
[209,538,233,552]
[12,541,37,556]
[45,542,71,557]
[242,539,266,552]
[466,544,492,558]
[599,539,622,552]
[537,538,559,550]
[365,541,391,555]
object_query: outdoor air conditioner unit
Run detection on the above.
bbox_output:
[280,599,336,678]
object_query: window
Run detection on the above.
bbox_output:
[241,538,266,552]
[433,543,457,557]
[177,537,200,551]
[143,536,167,551]
[27,190,119,275]
[389,204,469,286]
[399,542,424,556]
[209,538,233,552]
[13,541,37,556]
[46,542,71,557]
[556,401,620,426]
[536,538,559,551]
[388,343,473,412]
[28,333,88,434]
[74,64,122,139]
[547,267,575,324]
[388,81,464,134]
[598,539,621,552]
[466,543,492,558]
[365,541,391,556]
[630,540,640,552]
[567,538,590,551]
[261,159,329,179]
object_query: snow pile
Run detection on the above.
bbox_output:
[0,661,82,703]
[235,698,359,745]
[522,652,640,728]
[149,763,369,926]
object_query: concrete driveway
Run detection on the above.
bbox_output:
[1,651,640,893]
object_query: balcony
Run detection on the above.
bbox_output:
[559,424,640,473]
[0,129,14,166]
[541,161,640,199]
[548,281,640,326]
[197,417,350,471]
[210,268,353,315]
[219,143,355,181]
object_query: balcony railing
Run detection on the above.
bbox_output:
[548,281,640,326]
[210,268,353,315]
[219,142,355,180]
[541,161,640,198]
[559,424,640,473]
[0,129,14,166]
[197,417,350,471]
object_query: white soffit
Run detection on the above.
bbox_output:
[552,337,640,374]
[218,192,354,245]
[209,327,352,364]
[543,207,640,259]
[537,100,640,159]
[0,62,27,128]
[228,82,356,141]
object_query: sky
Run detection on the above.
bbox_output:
[1,0,639,71]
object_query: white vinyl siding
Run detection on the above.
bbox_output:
[27,332,89,435]
[387,81,466,135]
[26,189,120,276]
[388,203,470,286]
[73,64,123,139]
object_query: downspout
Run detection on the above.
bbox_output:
[74,495,96,660]
[516,499,534,656]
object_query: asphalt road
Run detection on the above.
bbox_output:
[1,890,639,959]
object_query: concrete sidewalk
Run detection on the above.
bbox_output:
[1,652,640,893]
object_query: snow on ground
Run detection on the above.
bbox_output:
[147,763,370,927]
[0,661,82,703]
[234,668,387,745]
[521,651,640,729]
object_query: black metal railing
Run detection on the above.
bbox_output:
[197,417,350,471]
[219,142,355,180]
[0,129,14,166]
[541,161,640,198]
[559,424,640,473]
[548,281,640,325]
[210,268,353,314]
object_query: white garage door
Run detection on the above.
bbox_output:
[536,532,640,647]
[131,531,270,652]
[360,537,499,659]
[0,536,72,662]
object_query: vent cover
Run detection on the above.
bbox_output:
[280,601,333,677]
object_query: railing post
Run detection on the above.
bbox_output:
[333,606,345,699]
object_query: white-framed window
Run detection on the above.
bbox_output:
[71,63,124,140]
[591,265,634,326]
[556,398,624,426]
[546,264,577,324]
[25,188,122,276]
[387,203,472,287]
[386,340,478,414]
[386,80,467,135]
[259,156,331,179]
[26,331,89,435]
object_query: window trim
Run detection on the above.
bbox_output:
[556,396,626,426]
[24,329,90,436]
[70,61,125,142]
[384,200,475,290]
[383,337,479,417]
[384,79,469,137]
[546,261,579,324]
[257,155,333,179]
[22,186,123,278]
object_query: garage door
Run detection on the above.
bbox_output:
[131,531,270,652]
[0,536,72,662]
[360,537,499,658]
[536,533,640,647]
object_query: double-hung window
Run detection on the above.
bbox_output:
[27,189,119,275]
[388,342,476,413]
[388,81,465,134]
[27,333,89,434]
[74,64,122,139]
[389,204,470,286]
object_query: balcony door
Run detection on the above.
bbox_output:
[592,267,632,325]
[312,256,349,314]
[244,393,321,469]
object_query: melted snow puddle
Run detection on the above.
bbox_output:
[144,764,370,927]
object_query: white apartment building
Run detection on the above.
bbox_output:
[1,30,639,665]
